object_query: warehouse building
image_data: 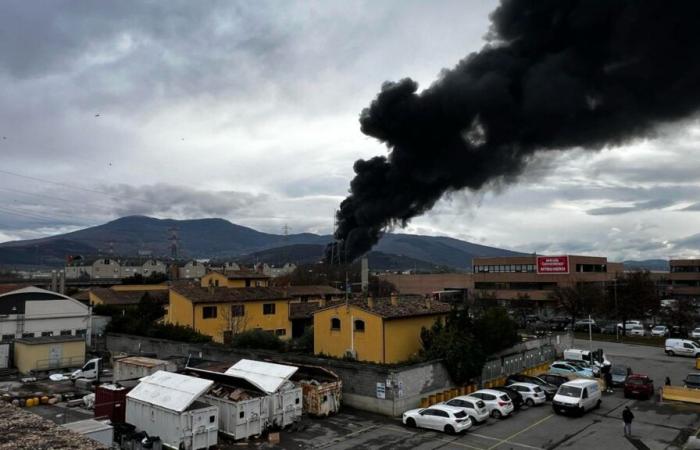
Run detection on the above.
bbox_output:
[668,259,700,300]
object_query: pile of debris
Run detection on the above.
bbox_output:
[209,384,253,402]
[0,403,107,450]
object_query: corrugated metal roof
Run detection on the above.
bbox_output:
[224,359,297,394]
[126,370,213,412]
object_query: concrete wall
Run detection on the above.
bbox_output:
[105,333,453,416]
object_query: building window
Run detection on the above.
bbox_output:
[59,330,72,336]
[263,303,276,315]
[22,332,35,338]
[354,319,365,332]
[1,334,14,342]
[203,306,217,319]
[331,318,341,330]
[41,331,53,337]
[231,304,245,317]
[75,329,87,336]
[275,328,286,336]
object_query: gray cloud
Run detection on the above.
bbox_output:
[586,199,676,216]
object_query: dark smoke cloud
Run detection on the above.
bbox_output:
[331,0,700,262]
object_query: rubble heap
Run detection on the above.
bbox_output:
[0,403,107,450]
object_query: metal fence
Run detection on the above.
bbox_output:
[481,341,557,382]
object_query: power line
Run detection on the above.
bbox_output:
[0,169,110,196]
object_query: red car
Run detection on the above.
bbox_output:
[624,374,654,399]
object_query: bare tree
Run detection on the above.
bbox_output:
[220,303,248,344]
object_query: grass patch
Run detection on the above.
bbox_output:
[573,332,666,347]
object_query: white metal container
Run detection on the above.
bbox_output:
[126,371,218,450]
[270,383,303,428]
[114,356,177,383]
[203,392,269,439]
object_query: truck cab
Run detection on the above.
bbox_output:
[71,358,102,381]
[563,348,611,369]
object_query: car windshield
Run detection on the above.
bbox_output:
[453,410,467,418]
[534,386,542,392]
[612,366,627,375]
[694,329,700,333]
[687,374,700,383]
[653,326,665,330]
[627,378,644,385]
[558,386,582,398]
[499,394,510,402]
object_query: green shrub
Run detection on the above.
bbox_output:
[230,329,284,351]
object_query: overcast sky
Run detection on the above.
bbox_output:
[1,0,699,261]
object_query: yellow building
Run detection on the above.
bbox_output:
[168,285,292,343]
[14,336,86,374]
[112,284,169,292]
[313,296,451,364]
[200,270,270,288]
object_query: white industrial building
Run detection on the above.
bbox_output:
[0,287,91,344]
[126,371,218,450]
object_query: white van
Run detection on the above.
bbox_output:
[665,339,700,357]
[552,379,601,415]
[563,348,611,369]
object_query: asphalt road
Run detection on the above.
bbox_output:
[277,340,700,450]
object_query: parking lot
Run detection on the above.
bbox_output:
[279,339,700,449]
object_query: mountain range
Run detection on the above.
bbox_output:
[0,215,525,270]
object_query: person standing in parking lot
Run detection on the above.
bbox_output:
[623,406,634,436]
[603,366,613,393]
[665,376,671,386]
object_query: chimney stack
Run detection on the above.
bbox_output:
[361,257,369,295]
[390,292,398,306]
[367,295,374,309]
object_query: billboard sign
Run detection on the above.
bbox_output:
[536,255,570,274]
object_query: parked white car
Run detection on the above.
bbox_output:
[467,389,514,419]
[690,328,700,339]
[506,382,547,406]
[651,325,669,337]
[442,396,490,425]
[617,320,642,330]
[628,325,646,336]
[402,404,472,434]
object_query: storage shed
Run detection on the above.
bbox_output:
[13,335,85,374]
[126,371,218,450]
[95,384,130,423]
[225,359,303,428]
[114,356,177,383]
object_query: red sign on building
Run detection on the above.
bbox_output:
[536,255,570,274]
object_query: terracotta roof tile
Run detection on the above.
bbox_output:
[171,285,289,304]
[90,288,168,305]
[315,296,451,320]
[284,285,342,296]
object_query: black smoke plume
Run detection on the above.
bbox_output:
[328,0,700,263]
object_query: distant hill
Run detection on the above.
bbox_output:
[0,215,524,270]
[622,259,669,271]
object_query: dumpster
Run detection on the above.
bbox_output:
[289,364,342,417]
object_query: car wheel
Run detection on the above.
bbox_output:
[444,425,456,435]
[406,418,416,428]
[668,350,675,356]
[491,410,502,419]
[526,398,535,407]
[595,400,601,409]
[469,416,477,426]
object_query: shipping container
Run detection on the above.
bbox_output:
[95,384,130,423]
[289,364,342,417]
[126,371,218,450]
[114,356,177,383]
[269,382,303,427]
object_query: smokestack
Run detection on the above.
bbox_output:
[329,1,700,262]
[361,257,369,295]
[367,295,374,309]
[390,292,399,307]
